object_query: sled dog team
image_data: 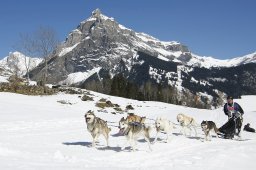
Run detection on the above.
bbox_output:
[84,111,221,151]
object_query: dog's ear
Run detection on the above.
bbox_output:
[87,110,93,114]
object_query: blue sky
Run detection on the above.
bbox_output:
[0,0,255,59]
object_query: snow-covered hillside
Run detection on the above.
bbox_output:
[0,91,255,170]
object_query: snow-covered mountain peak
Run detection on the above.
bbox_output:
[60,9,188,57]
[0,51,43,78]
[60,9,256,69]
[82,8,115,24]
[92,8,101,17]
[91,8,114,21]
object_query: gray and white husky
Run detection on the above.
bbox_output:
[118,117,152,152]
[201,120,219,141]
[84,110,111,147]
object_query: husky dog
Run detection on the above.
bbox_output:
[84,110,111,147]
[177,113,198,137]
[153,116,174,143]
[118,117,152,151]
[126,113,146,124]
[201,120,219,141]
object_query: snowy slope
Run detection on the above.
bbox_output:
[0,91,256,170]
[59,67,102,85]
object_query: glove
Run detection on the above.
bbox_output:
[227,111,232,119]
[233,112,241,119]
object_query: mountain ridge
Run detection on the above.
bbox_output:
[60,9,256,67]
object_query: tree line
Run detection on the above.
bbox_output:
[83,73,219,109]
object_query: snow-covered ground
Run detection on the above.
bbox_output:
[0,91,256,170]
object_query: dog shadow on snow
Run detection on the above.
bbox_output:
[62,141,122,152]
[97,146,122,152]
[187,136,202,140]
[62,141,92,147]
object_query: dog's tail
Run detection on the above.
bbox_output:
[193,120,201,128]
[170,121,179,129]
[212,123,220,134]
[214,127,219,133]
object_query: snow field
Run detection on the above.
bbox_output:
[0,92,256,170]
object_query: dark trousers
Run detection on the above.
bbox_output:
[219,117,242,137]
[219,119,235,136]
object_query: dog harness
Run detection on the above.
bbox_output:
[123,122,144,135]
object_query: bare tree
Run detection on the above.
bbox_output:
[33,26,59,85]
[17,33,36,83]
[17,26,59,86]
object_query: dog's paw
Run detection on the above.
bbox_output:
[199,138,205,142]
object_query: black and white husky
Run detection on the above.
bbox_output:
[118,117,152,151]
[201,120,219,141]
